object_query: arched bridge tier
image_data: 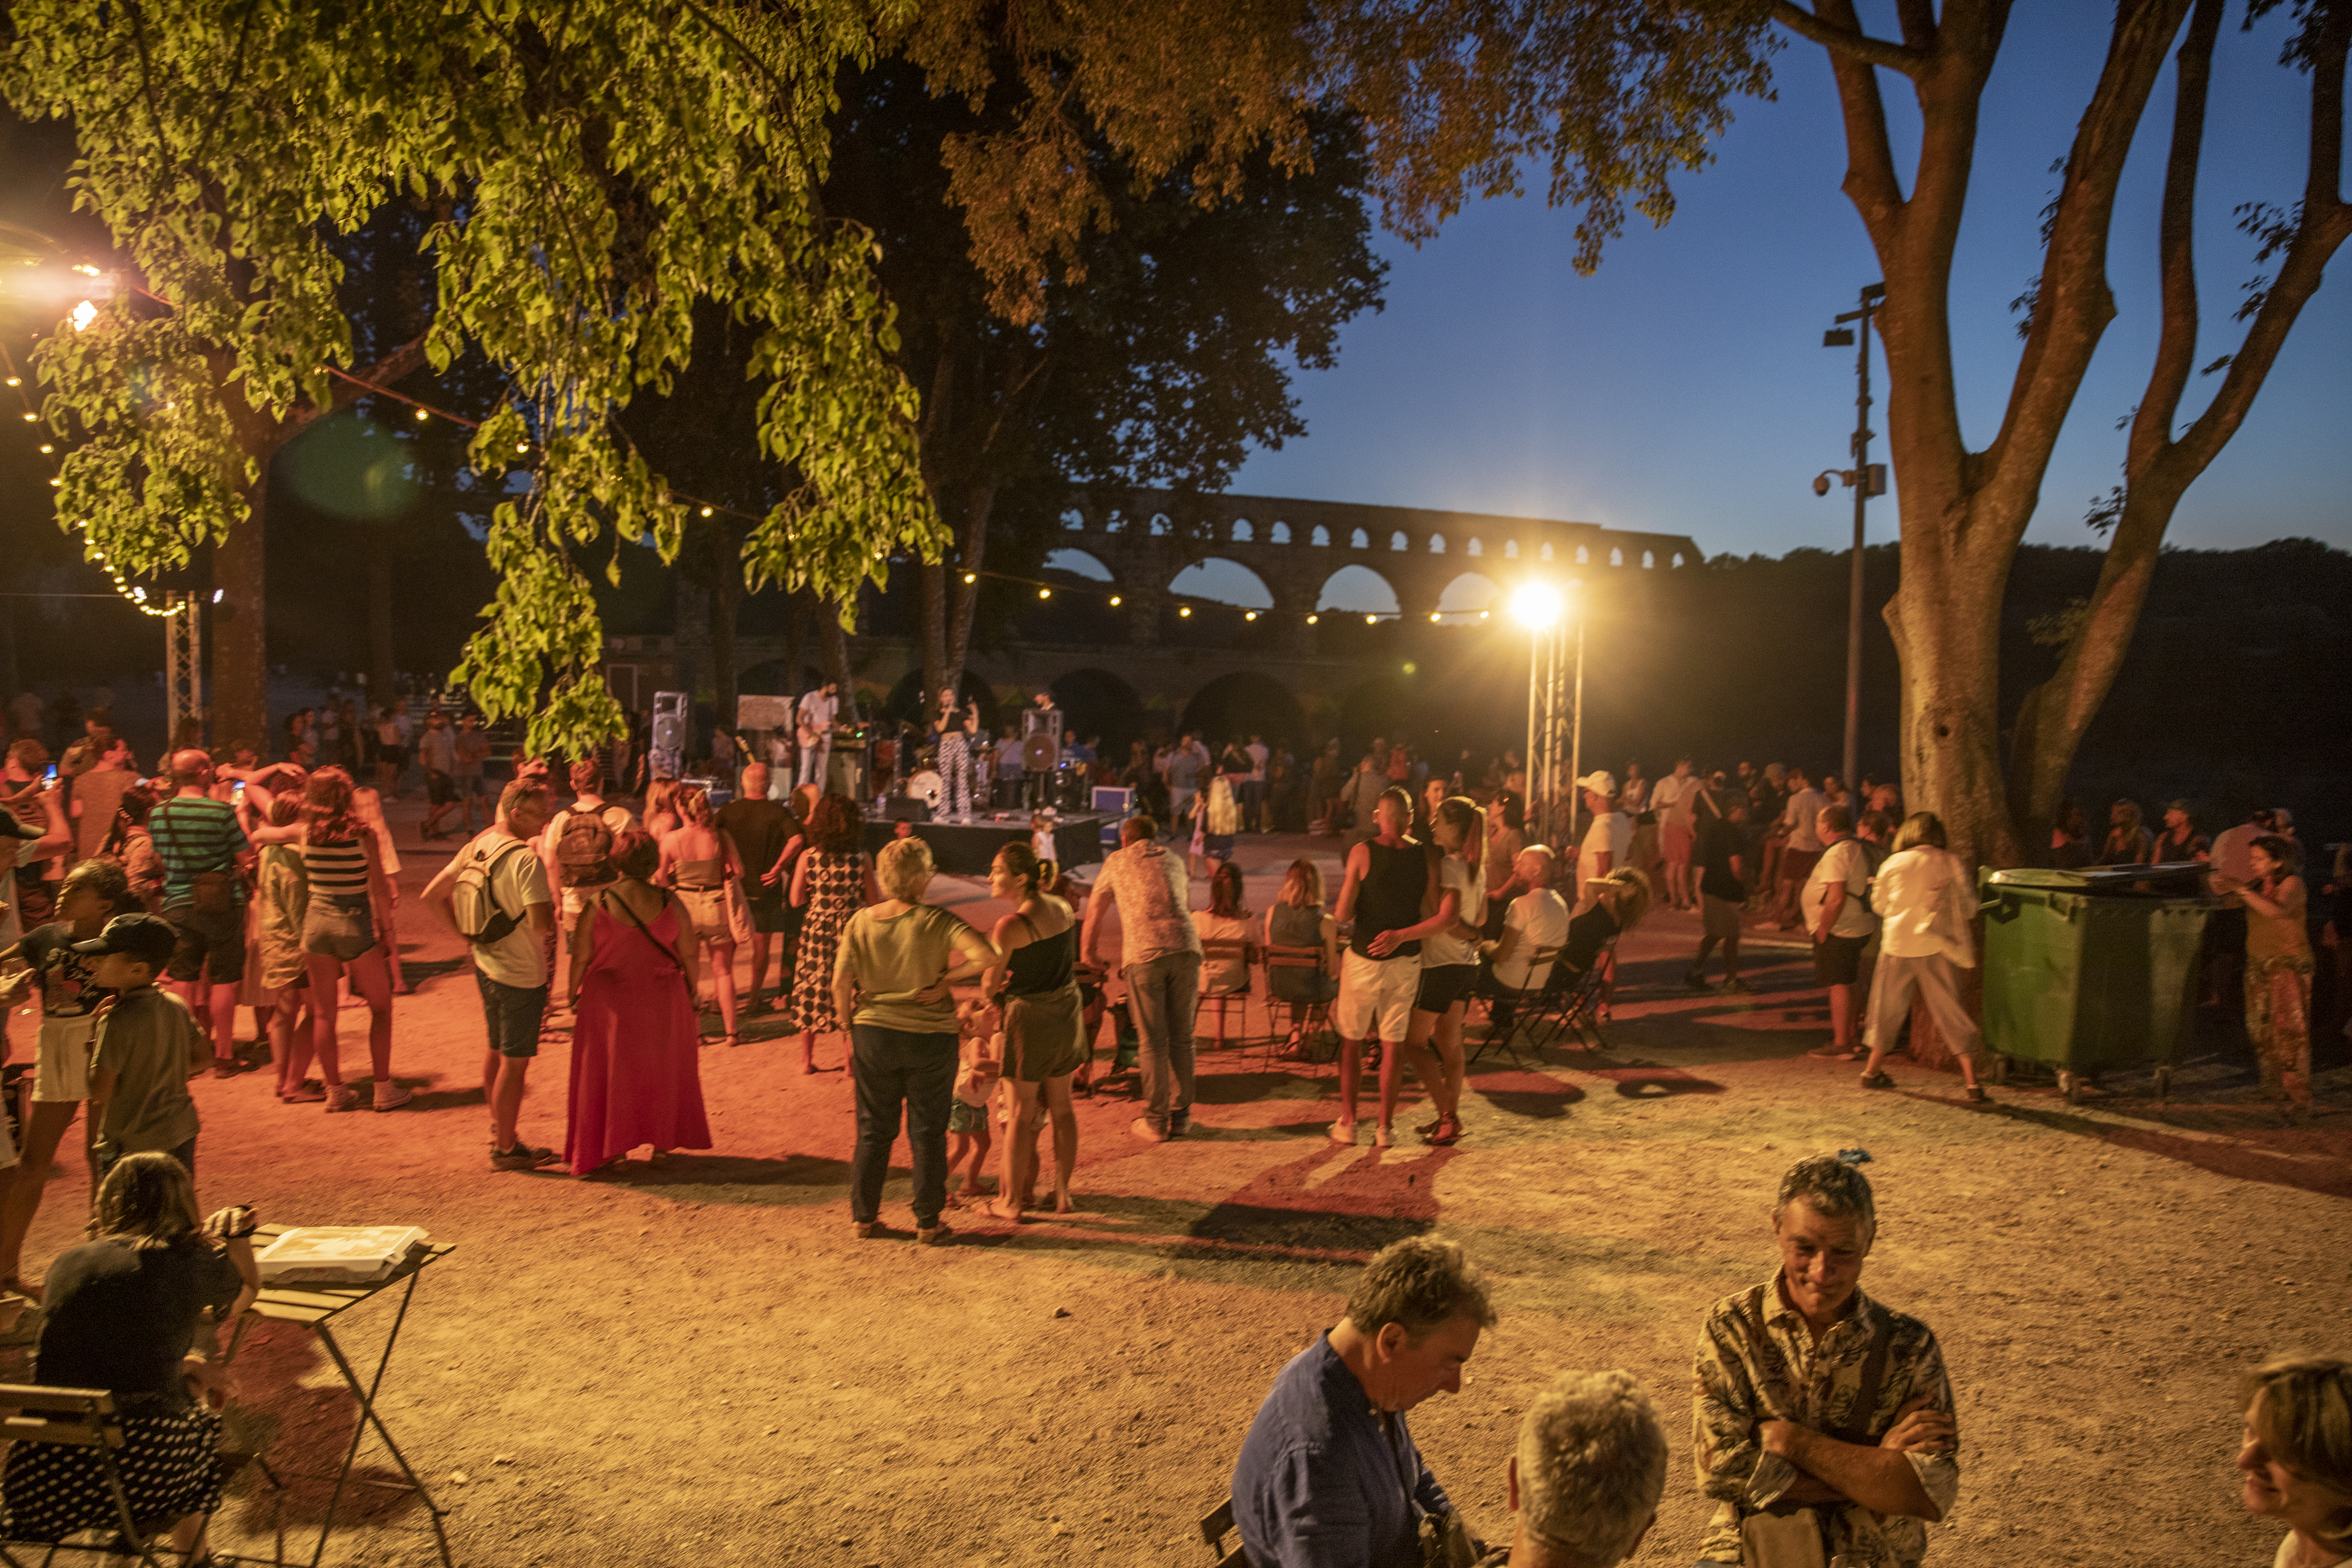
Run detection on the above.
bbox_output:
[1058,487,1701,645]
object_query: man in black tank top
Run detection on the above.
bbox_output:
[1328,787,1437,1148]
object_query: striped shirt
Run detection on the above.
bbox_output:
[301,834,372,898]
[149,795,250,909]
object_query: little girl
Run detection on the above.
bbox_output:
[946,998,1003,1202]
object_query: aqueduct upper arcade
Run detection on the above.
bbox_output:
[1052,486,1703,645]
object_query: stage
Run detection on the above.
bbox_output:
[863,810,1109,875]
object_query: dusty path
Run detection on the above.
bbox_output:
[6,814,2343,1566]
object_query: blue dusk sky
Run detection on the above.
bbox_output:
[1220,5,2351,575]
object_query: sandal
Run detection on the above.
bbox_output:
[916,1224,954,1247]
[1426,1118,1462,1147]
[851,1221,880,1239]
[1859,1071,1895,1090]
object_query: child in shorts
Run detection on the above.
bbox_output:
[946,998,1003,1201]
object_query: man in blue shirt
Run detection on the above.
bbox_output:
[1233,1236,1496,1567]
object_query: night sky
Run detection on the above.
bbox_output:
[1229,5,2351,570]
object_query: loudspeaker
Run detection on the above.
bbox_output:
[883,797,932,823]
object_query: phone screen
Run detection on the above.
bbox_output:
[233,781,247,802]
[43,765,56,784]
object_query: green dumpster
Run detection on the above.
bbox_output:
[1978,864,2217,1102]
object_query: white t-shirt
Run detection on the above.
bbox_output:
[1650,773,1700,826]
[1875,846,1979,966]
[460,828,553,988]
[1801,837,1879,939]
[1420,855,1486,968]
[1580,811,1634,875]
[1783,788,1829,852]
[1245,742,1268,782]
[1494,888,1569,992]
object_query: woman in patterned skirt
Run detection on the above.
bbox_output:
[2213,833,2317,1123]
[932,687,978,820]
[786,793,879,1074]
[2,1154,259,1559]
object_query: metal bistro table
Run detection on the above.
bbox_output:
[222,1226,456,1568]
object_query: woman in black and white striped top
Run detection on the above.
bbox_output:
[296,768,404,1113]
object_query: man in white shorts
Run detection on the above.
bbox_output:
[1329,788,1435,1146]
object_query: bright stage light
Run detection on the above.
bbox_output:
[1510,582,1563,630]
[69,300,97,332]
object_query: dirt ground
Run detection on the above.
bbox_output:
[5,806,2346,1568]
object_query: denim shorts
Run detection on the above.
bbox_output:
[302,893,377,962]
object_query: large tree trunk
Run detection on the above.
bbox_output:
[943,482,996,689]
[818,597,853,707]
[211,469,270,755]
[709,529,742,739]
[919,561,948,704]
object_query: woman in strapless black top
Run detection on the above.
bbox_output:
[979,841,1084,1220]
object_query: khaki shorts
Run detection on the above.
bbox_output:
[1335,950,1418,1043]
[34,1012,99,1104]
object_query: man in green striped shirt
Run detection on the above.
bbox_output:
[149,749,253,1071]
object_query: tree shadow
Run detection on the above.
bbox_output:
[586,1151,858,1208]
[1964,1096,2352,1199]
[1577,1060,1728,1098]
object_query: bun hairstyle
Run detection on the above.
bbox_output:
[996,839,1053,893]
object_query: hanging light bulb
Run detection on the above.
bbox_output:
[1306,614,1318,625]
[963,572,976,584]
[1037,587,1051,599]
[414,408,429,421]
[1365,614,1377,625]
[700,506,714,517]
[1109,595,1122,607]
[1244,611,1257,621]
[1179,606,1192,618]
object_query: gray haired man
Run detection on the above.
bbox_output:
[1692,1156,1960,1567]
[1475,1369,1666,1567]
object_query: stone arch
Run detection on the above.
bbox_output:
[1504,539,1519,559]
[1389,530,1409,551]
[1231,518,1254,543]
[1350,527,1370,549]
[1270,520,1291,544]
[1103,510,1126,534]
[1539,541,1554,561]
[1168,557,1275,609]
[1049,666,1148,756]
[1642,550,1655,568]
[1428,533,1446,554]
[1671,551,1685,568]
[1434,571,1503,624]
[1179,670,1310,751]
[1610,547,1624,566]
[1150,513,1172,537]
[1043,547,1116,583]
[1310,524,1329,547]
[1315,564,1401,615]
[1575,545,1589,564]
[1465,537,1483,557]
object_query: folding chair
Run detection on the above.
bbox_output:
[1528,938,1618,1053]
[1260,944,1334,1071]
[1197,1497,1251,1568]
[1195,940,1256,1048]
[1468,944,1561,1069]
[0,1384,174,1567]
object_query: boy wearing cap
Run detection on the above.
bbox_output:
[1575,772,1631,893]
[78,914,205,1181]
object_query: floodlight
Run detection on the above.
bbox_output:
[1510,582,1563,630]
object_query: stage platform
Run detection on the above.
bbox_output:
[862,810,1108,876]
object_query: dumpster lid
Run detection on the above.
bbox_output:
[1982,862,2211,896]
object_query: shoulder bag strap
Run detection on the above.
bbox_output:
[603,888,690,977]
[1828,1312,1896,1446]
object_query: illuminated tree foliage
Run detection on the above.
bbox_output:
[4,0,935,753]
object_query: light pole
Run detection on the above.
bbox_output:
[1818,281,1885,793]
[1509,580,1581,850]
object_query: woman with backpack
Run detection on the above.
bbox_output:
[563,829,712,1174]
[657,785,744,1046]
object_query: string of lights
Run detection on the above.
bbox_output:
[947,562,1497,626]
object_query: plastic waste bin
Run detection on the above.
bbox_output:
[1978,863,2218,1102]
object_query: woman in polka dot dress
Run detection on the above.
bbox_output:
[786,793,879,1073]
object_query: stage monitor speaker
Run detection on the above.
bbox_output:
[883,797,932,823]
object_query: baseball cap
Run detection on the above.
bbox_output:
[70,912,180,969]
[2165,799,2191,813]
[1575,771,1618,797]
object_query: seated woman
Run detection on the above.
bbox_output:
[1486,863,1651,1031]
[1264,858,1340,1021]
[2,1153,259,1561]
[1197,861,1259,998]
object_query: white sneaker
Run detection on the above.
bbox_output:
[1373,1125,1394,1148]
[1328,1118,1357,1145]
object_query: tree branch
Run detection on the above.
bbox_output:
[1765,1,1928,75]
[1810,0,1906,229]
[2128,0,2222,472]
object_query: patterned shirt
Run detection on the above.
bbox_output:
[148,794,250,909]
[1092,842,1199,968]
[1692,1273,1960,1568]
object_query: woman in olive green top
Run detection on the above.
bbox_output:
[831,837,998,1244]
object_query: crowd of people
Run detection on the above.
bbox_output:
[1227,1163,2352,1568]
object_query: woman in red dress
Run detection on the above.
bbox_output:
[563,829,712,1175]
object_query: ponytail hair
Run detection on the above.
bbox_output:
[996,839,1052,894]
